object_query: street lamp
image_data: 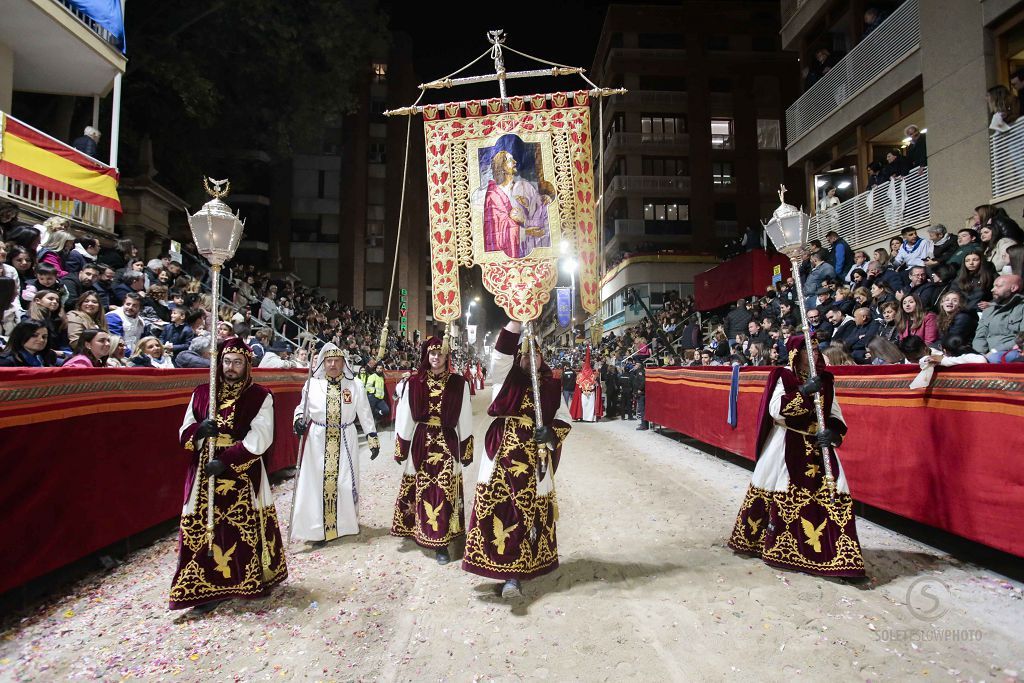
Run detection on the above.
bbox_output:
[186,177,245,554]
[761,185,835,495]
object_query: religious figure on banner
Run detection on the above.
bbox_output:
[474,134,556,259]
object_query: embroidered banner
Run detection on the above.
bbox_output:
[556,287,572,328]
[422,91,599,323]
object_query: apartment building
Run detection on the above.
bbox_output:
[591,1,802,331]
[782,0,1024,252]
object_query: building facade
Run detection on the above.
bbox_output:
[591,1,802,330]
[781,0,1024,253]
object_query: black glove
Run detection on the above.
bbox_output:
[194,419,219,441]
[293,417,309,436]
[368,433,381,460]
[799,375,822,396]
[816,428,836,448]
[533,425,553,446]
[205,458,227,476]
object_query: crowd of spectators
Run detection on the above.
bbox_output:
[0,207,420,372]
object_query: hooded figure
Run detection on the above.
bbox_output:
[390,336,475,564]
[291,343,380,543]
[462,320,573,598]
[727,335,865,578]
[569,346,604,422]
[171,337,288,612]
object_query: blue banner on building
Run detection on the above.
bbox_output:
[556,287,572,328]
[64,0,126,52]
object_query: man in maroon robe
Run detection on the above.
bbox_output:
[170,337,287,613]
[390,337,475,564]
[462,320,572,597]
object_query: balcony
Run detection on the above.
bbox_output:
[604,47,686,75]
[807,167,930,249]
[603,132,690,159]
[0,111,118,234]
[784,0,921,154]
[604,175,691,204]
[990,119,1024,203]
[603,90,688,116]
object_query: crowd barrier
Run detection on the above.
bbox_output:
[645,364,1024,558]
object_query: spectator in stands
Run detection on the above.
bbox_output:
[945,227,983,269]
[865,336,905,365]
[980,220,1018,273]
[20,263,61,305]
[921,334,988,367]
[862,6,887,39]
[987,85,1018,131]
[1010,68,1024,113]
[66,237,99,275]
[259,341,298,368]
[893,227,933,270]
[877,300,900,344]
[59,262,99,306]
[823,344,855,366]
[36,227,76,278]
[846,307,879,363]
[216,320,234,343]
[803,253,835,308]
[746,319,771,348]
[896,265,938,309]
[0,276,19,336]
[866,161,884,190]
[175,335,212,368]
[111,271,145,307]
[71,126,102,159]
[66,291,108,347]
[804,46,839,90]
[106,335,129,367]
[0,202,28,240]
[923,224,955,266]
[898,335,931,363]
[141,284,171,327]
[92,263,116,310]
[24,289,68,352]
[987,332,1024,364]
[105,292,146,351]
[129,336,175,369]
[0,320,57,367]
[904,125,927,169]
[824,306,855,345]
[896,294,938,346]
[879,148,909,183]
[952,253,996,313]
[972,274,1024,354]
[818,185,840,214]
[63,329,111,368]
[826,230,852,279]
[185,309,206,336]
[98,238,136,272]
[161,306,194,359]
[844,251,870,284]
[724,299,753,343]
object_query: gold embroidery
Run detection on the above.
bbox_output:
[492,516,518,554]
[800,517,827,553]
[323,379,343,541]
[212,542,236,578]
[423,500,441,531]
[780,393,810,417]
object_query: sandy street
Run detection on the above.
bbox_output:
[1,389,1022,682]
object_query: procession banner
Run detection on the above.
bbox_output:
[422,91,599,323]
[556,287,572,327]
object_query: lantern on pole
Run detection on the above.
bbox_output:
[761,185,836,495]
[186,177,245,553]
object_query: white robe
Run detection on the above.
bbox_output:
[750,378,850,494]
[580,392,597,421]
[291,376,377,540]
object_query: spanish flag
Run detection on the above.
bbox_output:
[0,113,120,212]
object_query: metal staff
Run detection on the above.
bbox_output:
[205,264,221,555]
[287,337,321,544]
[524,322,546,439]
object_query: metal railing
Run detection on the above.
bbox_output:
[603,132,689,159]
[990,118,1024,202]
[807,167,930,249]
[785,0,920,147]
[0,113,116,234]
[53,0,123,51]
[605,175,691,199]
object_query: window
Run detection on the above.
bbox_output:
[642,157,689,176]
[705,35,729,51]
[643,199,689,221]
[366,247,385,263]
[605,112,626,148]
[372,62,388,81]
[712,162,735,186]
[709,77,732,93]
[637,75,687,91]
[317,170,326,199]
[711,118,734,149]
[757,119,782,150]
[365,289,384,308]
[368,142,387,164]
[641,114,687,142]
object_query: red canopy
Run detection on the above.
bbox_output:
[693,249,790,311]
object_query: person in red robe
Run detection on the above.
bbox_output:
[390,337,475,564]
[569,346,603,422]
[171,337,287,613]
[462,320,572,598]
[728,335,865,578]
[464,364,476,396]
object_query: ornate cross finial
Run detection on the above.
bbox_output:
[487,29,506,46]
[777,184,788,204]
[203,177,231,200]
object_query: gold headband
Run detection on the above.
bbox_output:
[322,348,345,359]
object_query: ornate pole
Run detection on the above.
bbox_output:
[488,30,508,102]
[205,263,221,554]
[524,321,546,436]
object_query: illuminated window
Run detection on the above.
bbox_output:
[713,161,734,186]
[372,63,388,81]
[711,119,734,149]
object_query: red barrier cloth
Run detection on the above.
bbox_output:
[693,249,790,311]
[645,364,1024,558]
[0,367,305,596]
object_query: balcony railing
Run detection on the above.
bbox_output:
[53,0,124,51]
[606,175,691,194]
[785,0,920,147]
[603,132,690,158]
[612,219,646,236]
[807,167,930,249]
[990,119,1024,202]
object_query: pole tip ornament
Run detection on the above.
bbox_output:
[203,177,231,200]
